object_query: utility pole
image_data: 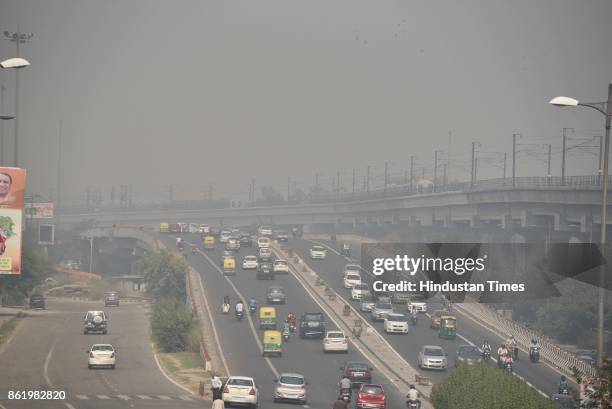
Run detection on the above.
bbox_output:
[443,163,447,185]
[352,169,356,196]
[597,135,604,175]
[561,127,574,185]
[503,152,507,181]
[471,142,480,187]
[366,166,371,193]
[384,161,389,194]
[0,84,5,165]
[410,156,414,191]
[56,120,62,225]
[336,171,341,196]
[474,158,478,184]
[546,144,552,176]
[287,177,291,201]
[434,150,439,187]
[4,29,33,167]
[512,134,521,187]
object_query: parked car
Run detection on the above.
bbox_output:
[273,373,307,405]
[309,246,327,259]
[222,376,258,408]
[383,313,409,334]
[299,312,326,339]
[84,311,108,335]
[418,345,448,370]
[356,384,386,409]
[266,286,286,304]
[323,330,349,353]
[29,293,45,309]
[340,361,372,387]
[455,345,483,366]
[87,344,116,369]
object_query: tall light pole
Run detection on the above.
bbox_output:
[512,134,522,187]
[1,57,31,167]
[3,31,33,167]
[471,142,480,187]
[0,84,5,165]
[561,127,574,185]
[550,84,612,366]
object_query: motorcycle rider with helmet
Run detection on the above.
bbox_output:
[406,384,420,408]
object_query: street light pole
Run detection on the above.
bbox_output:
[561,127,574,185]
[0,84,4,165]
[550,83,612,366]
[512,134,521,187]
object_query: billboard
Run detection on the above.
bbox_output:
[25,202,54,219]
[0,167,26,275]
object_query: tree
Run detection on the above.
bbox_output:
[136,250,187,302]
[151,297,194,352]
[0,245,52,305]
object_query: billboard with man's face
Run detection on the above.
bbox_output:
[0,167,26,275]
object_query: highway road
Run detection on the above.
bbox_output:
[0,299,202,409]
[172,234,409,409]
[288,237,567,397]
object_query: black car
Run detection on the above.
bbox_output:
[104,292,120,307]
[257,263,275,280]
[266,286,286,304]
[275,231,289,242]
[239,235,252,247]
[299,312,326,339]
[455,345,483,366]
[29,294,45,309]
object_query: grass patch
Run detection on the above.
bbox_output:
[156,348,210,396]
[0,316,22,347]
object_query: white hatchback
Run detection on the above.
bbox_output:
[242,255,258,270]
[309,246,327,259]
[273,259,289,274]
[351,283,370,300]
[223,376,258,408]
[88,344,115,369]
[343,272,362,289]
[257,237,271,249]
[323,330,349,353]
[384,313,409,334]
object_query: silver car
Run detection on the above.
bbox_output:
[273,373,307,405]
[371,302,394,321]
[418,345,448,370]
[360,295,376,312]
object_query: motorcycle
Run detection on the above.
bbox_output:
[289,324,296,333]
[504,361,513,374]
[482,350,491,361]
[282,330,290,342]
[249,304,257,315]
[235,310,244,321]
[406,400,421,409]
[222,303,230,314]
[410,315,418,326]
[558,386,569,395]
[339,388,351,403]
[529,347,540,363]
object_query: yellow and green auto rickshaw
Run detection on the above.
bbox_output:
[159,222,169,233]
[203,235,215,250]
[259,307,277,330]
[223,257,236,275]
[438,315,457,339]
[262,330,282,357]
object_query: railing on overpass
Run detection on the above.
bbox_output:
[58,175,612,214]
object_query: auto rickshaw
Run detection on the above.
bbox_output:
[438,315,457,339]
[203,235,215,250]
[262,330,282,357]
[223,257,236,275]
[259,307,277,330]
[159,222,169,233]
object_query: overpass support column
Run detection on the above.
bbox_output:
[471,215,482,229]
[501,214,512,229]
[580,215,593,234]
[554,212,567,231]
[520,211,535,228]
[444,215,453,228]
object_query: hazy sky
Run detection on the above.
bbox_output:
[0,0,610,204]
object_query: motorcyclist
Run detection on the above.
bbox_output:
[497,344,509,368]
[235,300,244,316]
[176,237,182,245]
[406,384,420,407]
[507,335,518,358]
[248,297,258,311]
[339,377,352,395]
[482,340,492,356]
[282,322,291,339]
[409,307,418,323]
[559,376,569,394]
[332,397,349,409]
[529,338,540,359]
[287,312,297,327]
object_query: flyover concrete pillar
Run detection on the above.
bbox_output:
[554,212,567,231]
[471,215,482,229]
[520,211,535,228]
[580,214,593,234]
[501,214,512,229]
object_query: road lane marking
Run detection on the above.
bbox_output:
[157,395,172,400]
[64,403,77,409]
[198,247,280,378]
[43,341,57,389]
[117,394,131,400]
[75,395,89,400]
[179,395,194,401]
[150,344,194,396]
[136,395,152,399]
[96,395,110,399]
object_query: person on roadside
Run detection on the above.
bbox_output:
[211,375,223,400]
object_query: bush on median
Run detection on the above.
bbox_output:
[151,297,194,353]
[431,363,557,409]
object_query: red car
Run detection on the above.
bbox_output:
[356,384,386,409]
[430,310,448,330]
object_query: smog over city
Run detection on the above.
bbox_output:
[0,1,611,409]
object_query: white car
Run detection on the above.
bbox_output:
[220,230,231,243]
[273,259,289,274]
[384,313,409,334]
[257,237,271,249]
[223,376,259,408]
[351,283,370,300]
[343,272,362,289]
[274,373,307,404]
[200,224,210,234]
[309,246,327,259]
[258,226,273,236]
[323,330,349,353]
[418,345,448,370]
[343,264,361,275]
[88,344,115,369]
[407,294,428,313]
[258,247,272,261]
[242,255,258,270]
[371,302,394,321]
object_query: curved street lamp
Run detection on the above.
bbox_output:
[550,84,612,367]
[0,57,30,69]
[0,56,30,167]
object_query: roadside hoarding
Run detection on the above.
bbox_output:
[0,167,26,275]
[25,202,54,219]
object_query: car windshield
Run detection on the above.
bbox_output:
[269,288,283,294]
[345,265,360,272]
[327,332,344,338]
[346,274,361,281]
[87,312,104,319]
[274,261,287,265]
[245,256,256,261]
[424,348,444,356]
[279,376,304,385]
[228,378,253,387]
[347,363,369,370]
[459,346,480,355]
[303,313,323,321]
[355,284,369,290]
[361,386,383,395]
[376,303,392,310]
[91,345,113,351]
[387,314,408,322]
[311,246,324,251]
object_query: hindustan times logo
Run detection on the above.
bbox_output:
[372,254,488,276]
